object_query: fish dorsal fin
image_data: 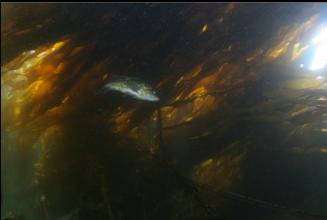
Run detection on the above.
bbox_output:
[109,74,134,82]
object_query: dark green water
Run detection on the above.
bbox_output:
[1,3,327,220]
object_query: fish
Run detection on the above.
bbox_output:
[99,74,160,102]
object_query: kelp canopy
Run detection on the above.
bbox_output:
[1,3,327,220]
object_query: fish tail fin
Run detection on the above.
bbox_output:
[96,85,111,95]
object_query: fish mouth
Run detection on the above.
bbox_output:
[146,95,160,102]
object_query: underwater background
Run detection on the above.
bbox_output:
[1,3,327,220]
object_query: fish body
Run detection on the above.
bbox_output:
[101,75,159,102]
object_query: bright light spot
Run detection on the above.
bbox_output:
[312,27,327,44]
[316,75,324,80]
[317,96,327,101]
[37,52,46,58]
[300,64,304,68]
[309,27,327,71]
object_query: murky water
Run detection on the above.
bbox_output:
[1,3,327,220]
